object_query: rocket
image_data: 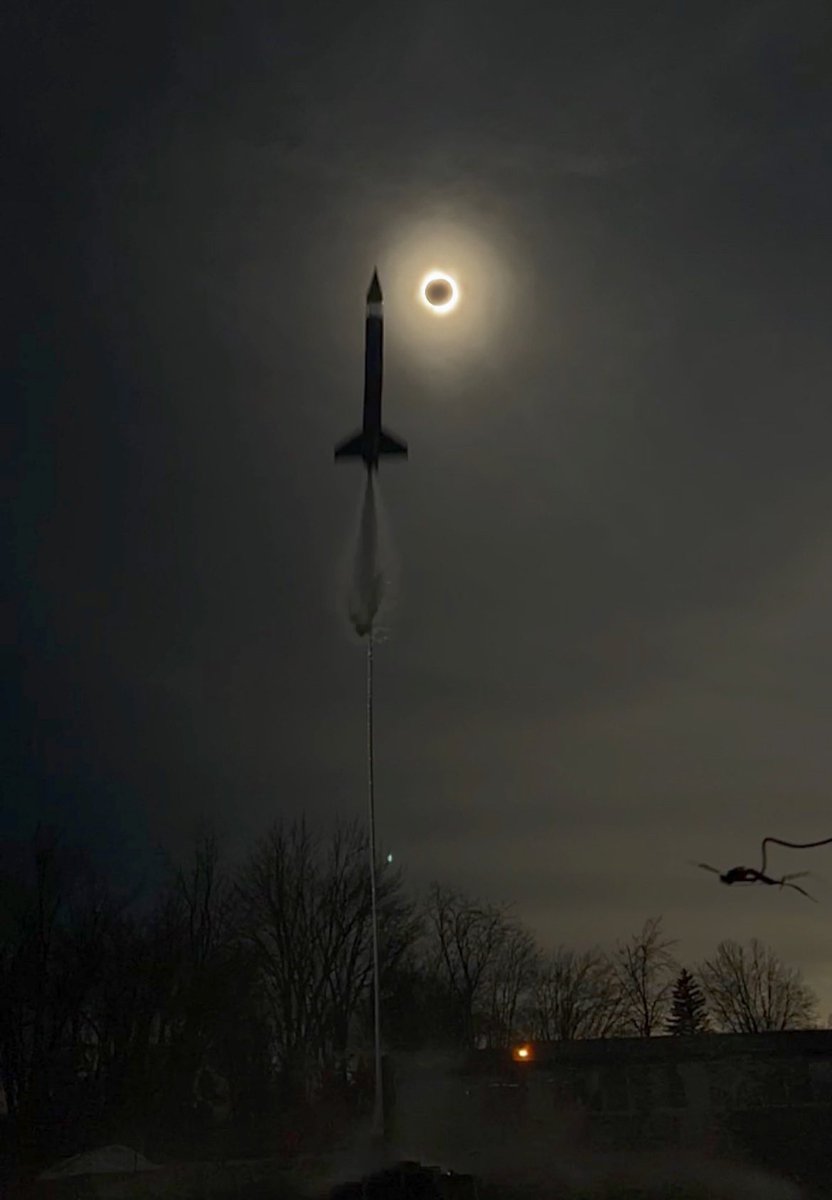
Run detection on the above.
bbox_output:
[334,270,408,471]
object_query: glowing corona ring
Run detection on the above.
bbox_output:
[420,272,458,313]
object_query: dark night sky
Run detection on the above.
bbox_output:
[7,2,832,1010]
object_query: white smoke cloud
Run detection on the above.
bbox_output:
[348,476,384,639]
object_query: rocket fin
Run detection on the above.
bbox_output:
[378,429,408,457]
[335,432,366,459]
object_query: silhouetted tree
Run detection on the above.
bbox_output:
[666,967,710,1035]
[382,962,460,1050]
[22,816,829,1166]
[235,817,417,1100]
[147,830,240,1149]
[613,916,677,1037]
[528,947,624,1040]
[322,822,420,1076]
[424,885,538,1048]
[481,921,540,1047]
[698,939,818,1033]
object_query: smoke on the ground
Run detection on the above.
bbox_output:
[374,1051,807,1200]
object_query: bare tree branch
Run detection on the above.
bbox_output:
[698,939,818,1033]
[528,946,624,1040]
[613,917,677,1037]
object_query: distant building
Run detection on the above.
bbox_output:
[456,1030,832,1184]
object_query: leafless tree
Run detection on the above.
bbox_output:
[482,922,541,1046]
[697,938,818,1033]
[0,829,131,1150]
[528,946,624,1040]
[235,817,417,1092]
[613,916,677,1037]
[0,829,66,1132]
[149,830,243,1124]
[235,820,325,1093]
[0,820,416,1153]
[60,829,251,1146]
[423,885,539,1047]
[425,885,507,1046]
[317,822,419,1075]
[174,828,235,969]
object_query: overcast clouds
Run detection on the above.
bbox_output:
[7,1,832,1012]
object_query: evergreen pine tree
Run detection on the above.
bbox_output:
[666,967,710,1034]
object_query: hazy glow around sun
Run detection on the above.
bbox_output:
[377,207,522,372]
[421,271,458,313]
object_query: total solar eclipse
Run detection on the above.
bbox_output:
[421,272,458,312]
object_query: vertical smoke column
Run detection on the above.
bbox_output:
[349,474,385,1143]
[348,476,383,637]
[365,621,383,1144]
[336,270,406,1146]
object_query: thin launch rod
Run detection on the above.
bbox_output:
[366,628,384,1141]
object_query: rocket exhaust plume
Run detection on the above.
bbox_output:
[349,475,383,638]
[335,272,407,1145]
[344,473,387,1140]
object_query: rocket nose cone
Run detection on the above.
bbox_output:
[367,270,383,304]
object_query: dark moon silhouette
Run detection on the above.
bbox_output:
[424,277,454,306]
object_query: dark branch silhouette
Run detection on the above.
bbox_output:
[696,833,832,902]
[696,862,816,900]
[760,835,832,874]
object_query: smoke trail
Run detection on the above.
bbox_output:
[348,474,384,638]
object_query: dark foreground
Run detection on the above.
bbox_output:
[10,1151,830,1200]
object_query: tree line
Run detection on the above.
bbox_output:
[0,820,819,1165]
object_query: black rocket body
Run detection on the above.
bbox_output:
[335,271,408,471]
